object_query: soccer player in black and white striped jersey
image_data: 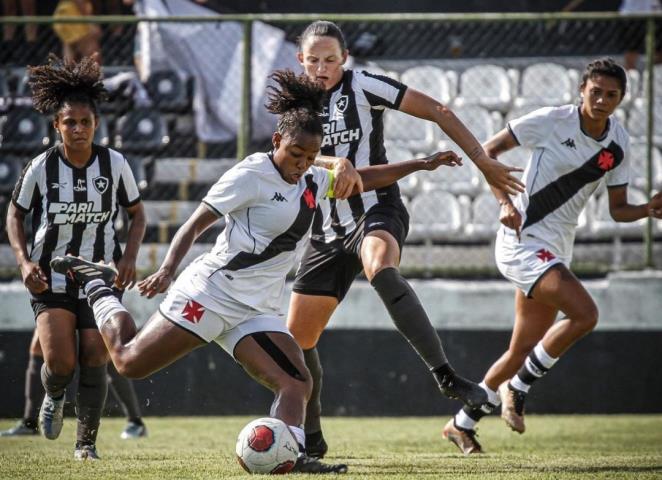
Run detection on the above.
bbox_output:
[6,54,146,460]
[286,20,526,458]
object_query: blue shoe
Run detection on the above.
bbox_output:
[39,394,65,440]
[120,421,148,439]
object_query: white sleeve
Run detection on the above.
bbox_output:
[12,159,41,212]
[356,70,407,111]
[202,166,254,217]
[117,158,141,207]
[507,107,559,149]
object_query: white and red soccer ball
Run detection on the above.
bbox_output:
[236,417,299,474]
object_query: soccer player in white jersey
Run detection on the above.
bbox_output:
[443,58,662,455]
[286,20,526,458]
[50,70,461,473]
[6,54,146,460]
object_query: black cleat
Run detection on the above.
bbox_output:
[305,431,329,459]
[291,455,348,474]
[435,367,488,409]
[50,256,117,288]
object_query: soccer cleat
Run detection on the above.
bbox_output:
[0,420,39,437]
[499,382,526,434]
[436,369,489,409]
[50,256,117,289]
[39,394,65,440]
[291,455,348,474]
[442,418,483,455]
[74,443,101,461]
[305,431,328,459]
[121,421,148,439]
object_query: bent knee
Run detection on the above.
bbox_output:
[575,306,599,333]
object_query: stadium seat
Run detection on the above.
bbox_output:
[498,146,530,177]
[93,115,110,147]
[384,109,438,153]
[142,200,225,243]
[385,146,419,197]
[515,63,573,107]
[114,108,170,153]
[628,142,662,190]
[421,141,483,196]
[627,98,662,146]
[591,187,649,239]
[145,70,189,112]
[464,191,501,240]
[442,105,497,144]
[408,189,463,242]
[400,65,453,106]
[0,155,22,193]
[151,158,236,184]
[454,64,512,112]
[0,107,51,153]
[621,68,640,108]
[0,71,10,112]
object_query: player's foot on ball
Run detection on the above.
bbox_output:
[434,366,488,409]
[305,431,328,459]
[499,382,526,433]
[292,455,348,474]
[39,394,65,440]
[50,256,117,288]
[74,442,100,461]
[442,418,483,455]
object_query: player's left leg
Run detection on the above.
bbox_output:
[234,331,347,474]
[75,327,109,460]
[362,229,487,409]
[107,364,147,439]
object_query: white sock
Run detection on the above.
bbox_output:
[510,375,531,393]
[534,342,558,369]
[480,381,501,406]
[455,409,478,430]
[289,425,306,453]
[83,278,106,296]
[91,294,128,329]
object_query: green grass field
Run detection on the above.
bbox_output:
[1,415,661,479]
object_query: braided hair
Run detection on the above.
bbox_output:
[27,53,107,117]
[265,69,325,138]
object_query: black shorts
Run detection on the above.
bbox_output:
[292,200,409,302]
[30,290,122,330]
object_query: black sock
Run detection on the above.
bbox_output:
[76,364,108,446]
[513,349,551,392]
[303,347,323,434]
[107,363,143,421]
[24,354,44,426]
[371,267,448,369]
[41,364,74,399]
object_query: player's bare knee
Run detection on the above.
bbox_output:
[576,305,599,334]
[46,358,75,376]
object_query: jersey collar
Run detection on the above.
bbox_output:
[57,143,99,170]
[577,105,611,142]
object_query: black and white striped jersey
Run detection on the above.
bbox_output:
[313,69,408,243]
[12,144,141,295]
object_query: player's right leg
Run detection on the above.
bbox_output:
[50,256,204,379]
[35,307,77,440]
[107,365,148,439]
[234,330,347,474]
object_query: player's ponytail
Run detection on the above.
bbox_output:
[265,69,325,138]
[28,53,107,116]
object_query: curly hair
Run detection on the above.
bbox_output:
[265,69,325,138]
[27,53,107,116]
[580,58,627,98]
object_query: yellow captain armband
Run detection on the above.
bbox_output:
[326,169,335,198]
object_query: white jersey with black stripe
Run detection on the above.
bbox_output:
[313,69,408,243]
[198,152,332,312]
[11,144,141,295]
[505,105,630,257]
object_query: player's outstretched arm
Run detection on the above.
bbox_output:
[315,155,363,200]
[115,202,146,290]
[137,204,219,298]
[352,151,461,195]
[608,187,662,222]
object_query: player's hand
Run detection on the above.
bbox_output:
[20,261,48,294]
[648,191,662,218]
[500,201,522,240]
[137,267,173,298]
[333,158,363,200]
[420,151,462,170]
[475,154,525,195]
[114,255,137,290]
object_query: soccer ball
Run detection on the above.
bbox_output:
[235,417,299,474]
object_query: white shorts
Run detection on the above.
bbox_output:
[495,228,570,297]
[159,261,291,357]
